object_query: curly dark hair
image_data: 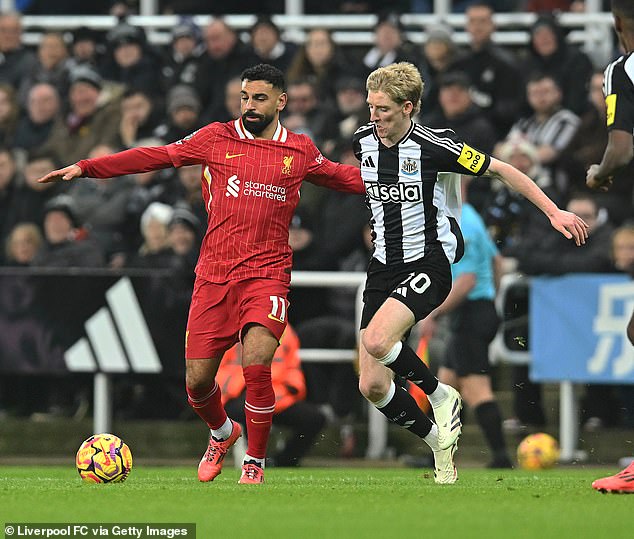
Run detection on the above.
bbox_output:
[240,64,286,92]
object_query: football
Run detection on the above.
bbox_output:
[75,433,133,483]
[517,432,560,470]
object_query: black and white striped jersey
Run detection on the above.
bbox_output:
[507,109,580,153]
[352,121,491,266]
[603,51,634,135]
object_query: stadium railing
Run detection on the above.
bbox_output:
[18,11,615,68]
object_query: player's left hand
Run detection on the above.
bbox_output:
[586,164,613,192]
[548,209,589,246]
[36,164,83,184]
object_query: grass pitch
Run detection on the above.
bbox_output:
[0,465,630,539]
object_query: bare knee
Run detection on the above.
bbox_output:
[358,369,392,403]
[185,359,216,390]
[361,326,393,359]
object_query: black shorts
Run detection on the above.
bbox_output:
[444,299,499,377]
[360,250,452,330]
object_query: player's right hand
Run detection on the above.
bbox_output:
[586,164,613,192]
[36,164,83,184]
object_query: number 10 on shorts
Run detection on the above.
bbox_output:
[268,295,287,323]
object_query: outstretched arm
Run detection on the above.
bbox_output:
[37,146,176,184]
[484,157,589,246]
[586,129,634,191]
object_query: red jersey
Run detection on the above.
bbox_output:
[77,119,364,283]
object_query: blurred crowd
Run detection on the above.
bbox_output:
[1,1,634,455]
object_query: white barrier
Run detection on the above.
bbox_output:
[17,11,615,67]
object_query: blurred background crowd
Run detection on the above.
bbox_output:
[1,0,633,464]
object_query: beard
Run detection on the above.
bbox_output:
[241,111,275,135]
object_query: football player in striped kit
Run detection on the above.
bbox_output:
[354,62,588,484]
[587,0,634,494]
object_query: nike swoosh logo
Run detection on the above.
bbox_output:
[267,314,285,323]
[250,419,270,424]
[226,152,245,159]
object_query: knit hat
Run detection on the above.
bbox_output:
[167,85,201,115]
[44,195,80,228]
[69,65,102,90]
[169,207,200,233]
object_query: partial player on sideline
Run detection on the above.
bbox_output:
[586,0,634,494]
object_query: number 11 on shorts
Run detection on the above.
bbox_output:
[268,295,287,323]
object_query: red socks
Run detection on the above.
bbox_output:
[243,364,275,459]
[186,382,227,429]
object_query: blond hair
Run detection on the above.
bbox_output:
[5,222,43,263]
[366,62,423,115]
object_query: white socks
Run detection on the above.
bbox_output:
[424,423,440,451]
[244,454,265,468]
[211,417,233,441]
[372,380,396,409]
[427,381,449,408]
[376,341,402,366]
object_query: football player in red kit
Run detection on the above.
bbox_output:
[38,64,365,484]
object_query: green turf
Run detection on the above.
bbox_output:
[0,466,630,539]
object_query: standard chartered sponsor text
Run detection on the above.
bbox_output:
[243,181,287,201]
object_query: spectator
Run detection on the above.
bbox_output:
[505,73,580,198]
[283,79,338,148]
[195,18,257,123]
[522,13,594,116]
[161,17,204,90]
[487,137,553,251]
[0,147,23,261]
[450,2,523,139]
[126,201,175,268]
[67,26,104,71]
[10,151,65,230]
[511,192,614,276]
[101,23,163,97]
[422,71,497,154]
[248,16,297,73]
[422,72,498,213]
[0,12,37,89]
[217,326,327,467]
[64,143,136,262]
[332,76,370,141]
[417,25,462,119]
[154,84,203,143]
[13,82,61,152]
[168,206,200,261]
[215,77,242,123]
[118,88,163,148]
[0,83,19,147]
[166,164,207,234]
[40,64,121,164]
[18,31,71,106]
[363,12,419,72]
[113,138,176,257]
[287,28,354,105]
[31,195,104,267]
[4,222,43,266]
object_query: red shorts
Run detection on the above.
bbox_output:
[185,276,290,359]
